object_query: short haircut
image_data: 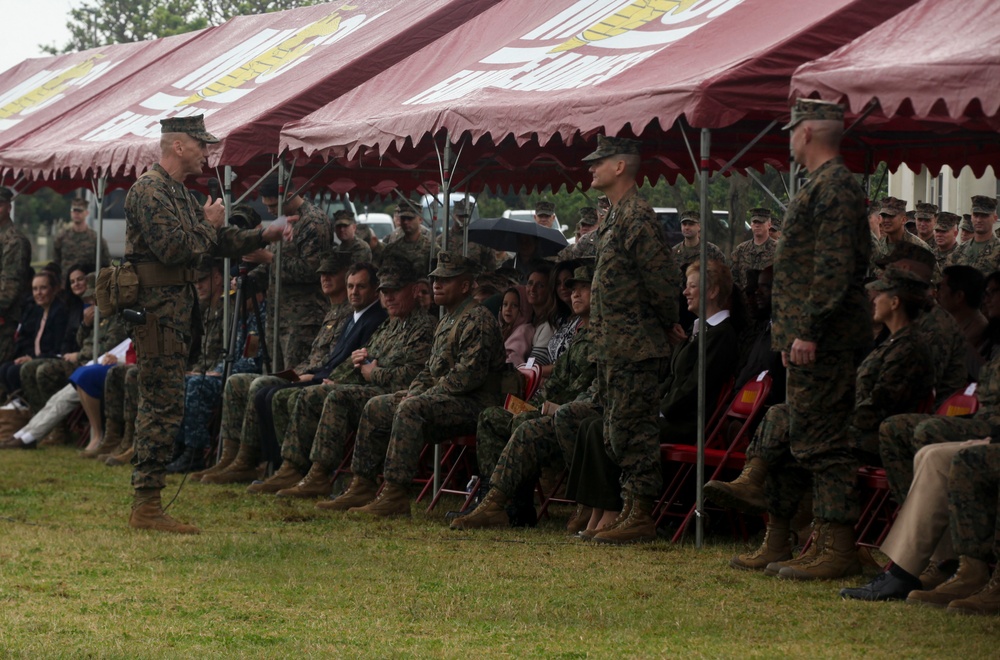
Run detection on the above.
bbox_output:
[943,264,985,308]
[347,262,379,288]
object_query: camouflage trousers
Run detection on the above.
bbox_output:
[598,359,665,499]
[552,399,603,469]
[104,364,138,451]
[277,383,385,471]
[476,407,543,477]
[878,413,993,504]
[491,413,566,497]
[271,322,320,373]
[179,374,223,451]
[786,351,860,525]
[745,403,874,520]
[352,390,497,484]
[0,325,14,365]
[948,443,1000,560]
[131,348,186,491]
[20,358,75,412]
[220,373,287,450]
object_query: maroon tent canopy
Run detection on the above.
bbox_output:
[0,0,501,186]
[790,0,1000,176]
[0,33,203,188]
[281,0,918,189]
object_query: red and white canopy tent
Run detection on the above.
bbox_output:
[791,0,1000,178]
[281,0,922,545]
[281,0,921,197]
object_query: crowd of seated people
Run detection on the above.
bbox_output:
[2,187,999,617]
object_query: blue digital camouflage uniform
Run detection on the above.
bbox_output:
[125,163,269,491]
[772,155,870,524]
[592,186,681,499]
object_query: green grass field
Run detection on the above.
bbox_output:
[1,446,996,658]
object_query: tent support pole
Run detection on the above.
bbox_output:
[710,120,778,183]
[843,99,879,139]
[233,161,280,205]
[93,176,106,359]
[696,129,711,549]
[678,119,700,181]
[223,165,233,356]
[271,160,285,373]
[434,132,453,496]
[747,169,787,211]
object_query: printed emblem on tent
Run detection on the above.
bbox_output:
[0,55,117,130]
[405,0,744,105]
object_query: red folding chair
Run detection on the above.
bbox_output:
[654,371,773,542]
[854,384,980,551]
[423,434,480,513]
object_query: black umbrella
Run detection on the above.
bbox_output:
[465,217,569,258]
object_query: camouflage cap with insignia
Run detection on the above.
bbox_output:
[961,214,974,232]
[971,195,998,214]
[429,250,477,278]
[866,264,931,293]
[160,114,218,144]
[875,241,935,283]
[565,262,596,287]
[783,98,845,130]
[535,200,556,215]
[0,187,13,202]
[879,197,908,216]
[596,195,610,210]
[915,202,939,219]
[769,216,782,231]
[395,198,420,216]
[680,209,701,223]
[452,200,472,217]
[582,134,642,162]
[578,207,598,226]
[70,196,88,210]
[935,211,960,230]
[749,207,773,223]
[333,209,356,226]
[316,252,353,274]
[377,257,418,290]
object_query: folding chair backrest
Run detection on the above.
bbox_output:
[936,383,979,417]
[705,372,772,451]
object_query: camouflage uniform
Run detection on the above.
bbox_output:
[671,240,727,270]
[730,238,776,291]
[772,155,871,525]
[438,230,496,272]
[593,186,681,499]
[125,163,269,491]
[382,233,433,277]
[918,303,971,406]
[0,219,32,363]
[872,232,932,263]
[748,324,934,518]
[552,381,602,470]
[932,243,958,269]
[103,363,137,451]
[276,309,435,470]
[246,199,330,371]
[351,295,505,484]
[52,225,110,273]
[219,301,351,452]
[879,349,1000,503]
[476,325,595,480]
[21,311,128,411]
[334,237,373,267]
[948,443,1000,561]
[946,235,1000,275]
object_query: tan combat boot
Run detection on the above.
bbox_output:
[190,439,238,481]
[348,482,411,518]
[593,495,657,545]
[918,559,959,591]
[450,489,510,530]
[947,567,1000,616]
[316,475,378,511]
[907,556,990,608]
[128,488,200,534]
[99,430,131,462]
[703,456,768,514]
[200,442,260,485]
[730,517,793,571]
[765,520,821,576]
[778,521,862,581]
[566,504,593,534]
[246,462,306,494]
[105,446,134,467]
[276,463,335,498]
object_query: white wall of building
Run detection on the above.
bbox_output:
[889,164,998,215]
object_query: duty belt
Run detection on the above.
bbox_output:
[132,262,199,287]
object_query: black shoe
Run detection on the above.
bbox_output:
[840,569,921,601]
[445,477,487,521]
[166,447,206,474]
